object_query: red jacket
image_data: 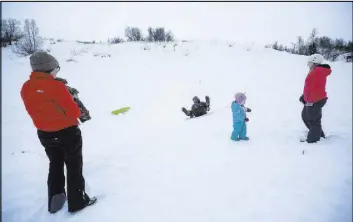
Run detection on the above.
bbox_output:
[303,64,331,103]
[21,72,80,132]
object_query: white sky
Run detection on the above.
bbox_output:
[2,2,352,46]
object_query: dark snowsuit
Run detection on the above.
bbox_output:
[300,97,327,143]
[183,100,210,118]
[182,96,210,118]
[189,102,209,117]
[37,125,91,212]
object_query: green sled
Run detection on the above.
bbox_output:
[111,107,131,115]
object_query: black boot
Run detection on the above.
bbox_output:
[182,107,190,116]
[69,194,97,213]
[49,193,66,213]
[321,131,326,138]
[205,96,210,111]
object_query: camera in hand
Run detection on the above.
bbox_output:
[55,77,91,123]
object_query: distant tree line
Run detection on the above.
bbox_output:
[2,19,176,55]
[1,18,42,56]
[266,28,352,62]
[108,26,174,44]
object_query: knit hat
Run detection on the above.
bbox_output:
[30,51,59,73]
[235,92,247,105]
[192,96,200,103]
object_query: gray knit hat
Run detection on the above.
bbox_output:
[235,92,247,105]
[30,51,59,73]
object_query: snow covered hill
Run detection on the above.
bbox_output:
[2,39,352,222]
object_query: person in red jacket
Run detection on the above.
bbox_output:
[21,51,96,213]
[299,54,331,143]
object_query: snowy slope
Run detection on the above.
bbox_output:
[2,40,352,222]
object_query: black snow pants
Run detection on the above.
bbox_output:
[301,98,327,143]
[37,125,90,212]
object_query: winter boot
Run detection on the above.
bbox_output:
[205,96,210,111]
[86,197,97,207]
[321,131,326,138]
[69,196,97,214]
[49,193,66,213]
[300,138,319,143]
[182,107,191,116]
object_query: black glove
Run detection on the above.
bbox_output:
[241,105,251,112]
[299,95,306,105]
[55,77,68,85]
[68,86,79,95]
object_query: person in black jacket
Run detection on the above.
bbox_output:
[182,96,210,118]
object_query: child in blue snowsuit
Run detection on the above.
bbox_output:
[231,93,251,141]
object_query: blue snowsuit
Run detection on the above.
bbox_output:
[231,101,248,141]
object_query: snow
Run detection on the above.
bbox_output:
[336,53,352,62]
[2,40,352,222]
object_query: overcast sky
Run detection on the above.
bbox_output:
[2,2,352,46]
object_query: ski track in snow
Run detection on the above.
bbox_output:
[2,40,352,222]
